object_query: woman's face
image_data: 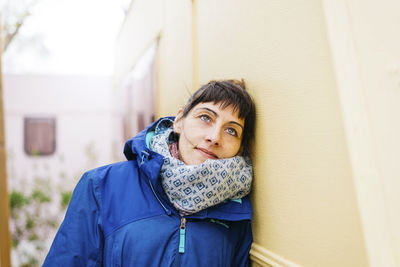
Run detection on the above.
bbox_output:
[173,102,244,165]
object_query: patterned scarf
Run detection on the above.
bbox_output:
[150,121,253,215]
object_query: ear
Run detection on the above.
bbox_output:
[173,108,184,134]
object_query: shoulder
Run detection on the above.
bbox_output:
[85,160,138,177]
[72,161,141,210]
[82,161,140,187]
[80,161,166,236]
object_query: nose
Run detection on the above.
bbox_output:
[205,126,221,146]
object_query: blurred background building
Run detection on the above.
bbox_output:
[0,0,127,265]
[3,74,116,265]
[1,0,400,266]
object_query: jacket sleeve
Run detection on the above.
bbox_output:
[43,171,103,266]
[232,220,253,267]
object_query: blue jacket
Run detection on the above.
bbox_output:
[43,117,253,267]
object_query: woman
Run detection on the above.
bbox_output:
[43,79,256,267]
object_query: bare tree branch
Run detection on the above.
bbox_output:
[3,20,23,53]
[2,0,38,53]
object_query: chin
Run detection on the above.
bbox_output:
[183,156,207,166]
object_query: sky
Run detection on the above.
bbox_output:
[2,0,128,75]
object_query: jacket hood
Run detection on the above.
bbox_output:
[123,116,175,162]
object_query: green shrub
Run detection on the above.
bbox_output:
[61,191,73,209]
[31,190,51,203]
[10,191,29,210]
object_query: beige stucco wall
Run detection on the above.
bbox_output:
[195,1,367,266]
[115,0,371,266]
[324,0,400,265]
[156,0,193,116]
[114,0,163,88]
[345,3,400,263]
[115,0,193,117]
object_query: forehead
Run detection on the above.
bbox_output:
[191,102,244,124]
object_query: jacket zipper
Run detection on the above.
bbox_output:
[148,179,170,214]
[179,218,186,253]
[141,151,171,215]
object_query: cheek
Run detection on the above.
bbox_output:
[182,121,203,139]
[223,138,242,157]
[233,143,242,155]
[179,125,202,150]
[183,131,203,146]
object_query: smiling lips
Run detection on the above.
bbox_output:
[196,147,218,159]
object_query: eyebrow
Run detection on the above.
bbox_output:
[194,107,244,130]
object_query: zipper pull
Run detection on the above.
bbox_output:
[179,218,186,253]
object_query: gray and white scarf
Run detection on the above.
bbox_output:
[150,125,253,215]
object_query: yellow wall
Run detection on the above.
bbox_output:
[324,0,400,265]
[115,0,371,266]
[156,0,193,116]
[114,0,163,87]
[195,1,367,266]
[115,0,194,117]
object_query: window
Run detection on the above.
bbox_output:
[24,117,56,156]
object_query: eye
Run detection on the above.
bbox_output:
[225,127,238,137]
[199,114,211,123]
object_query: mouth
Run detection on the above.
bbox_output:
[196,147,218,159]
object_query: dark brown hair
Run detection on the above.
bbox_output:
[181,79,256,155]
